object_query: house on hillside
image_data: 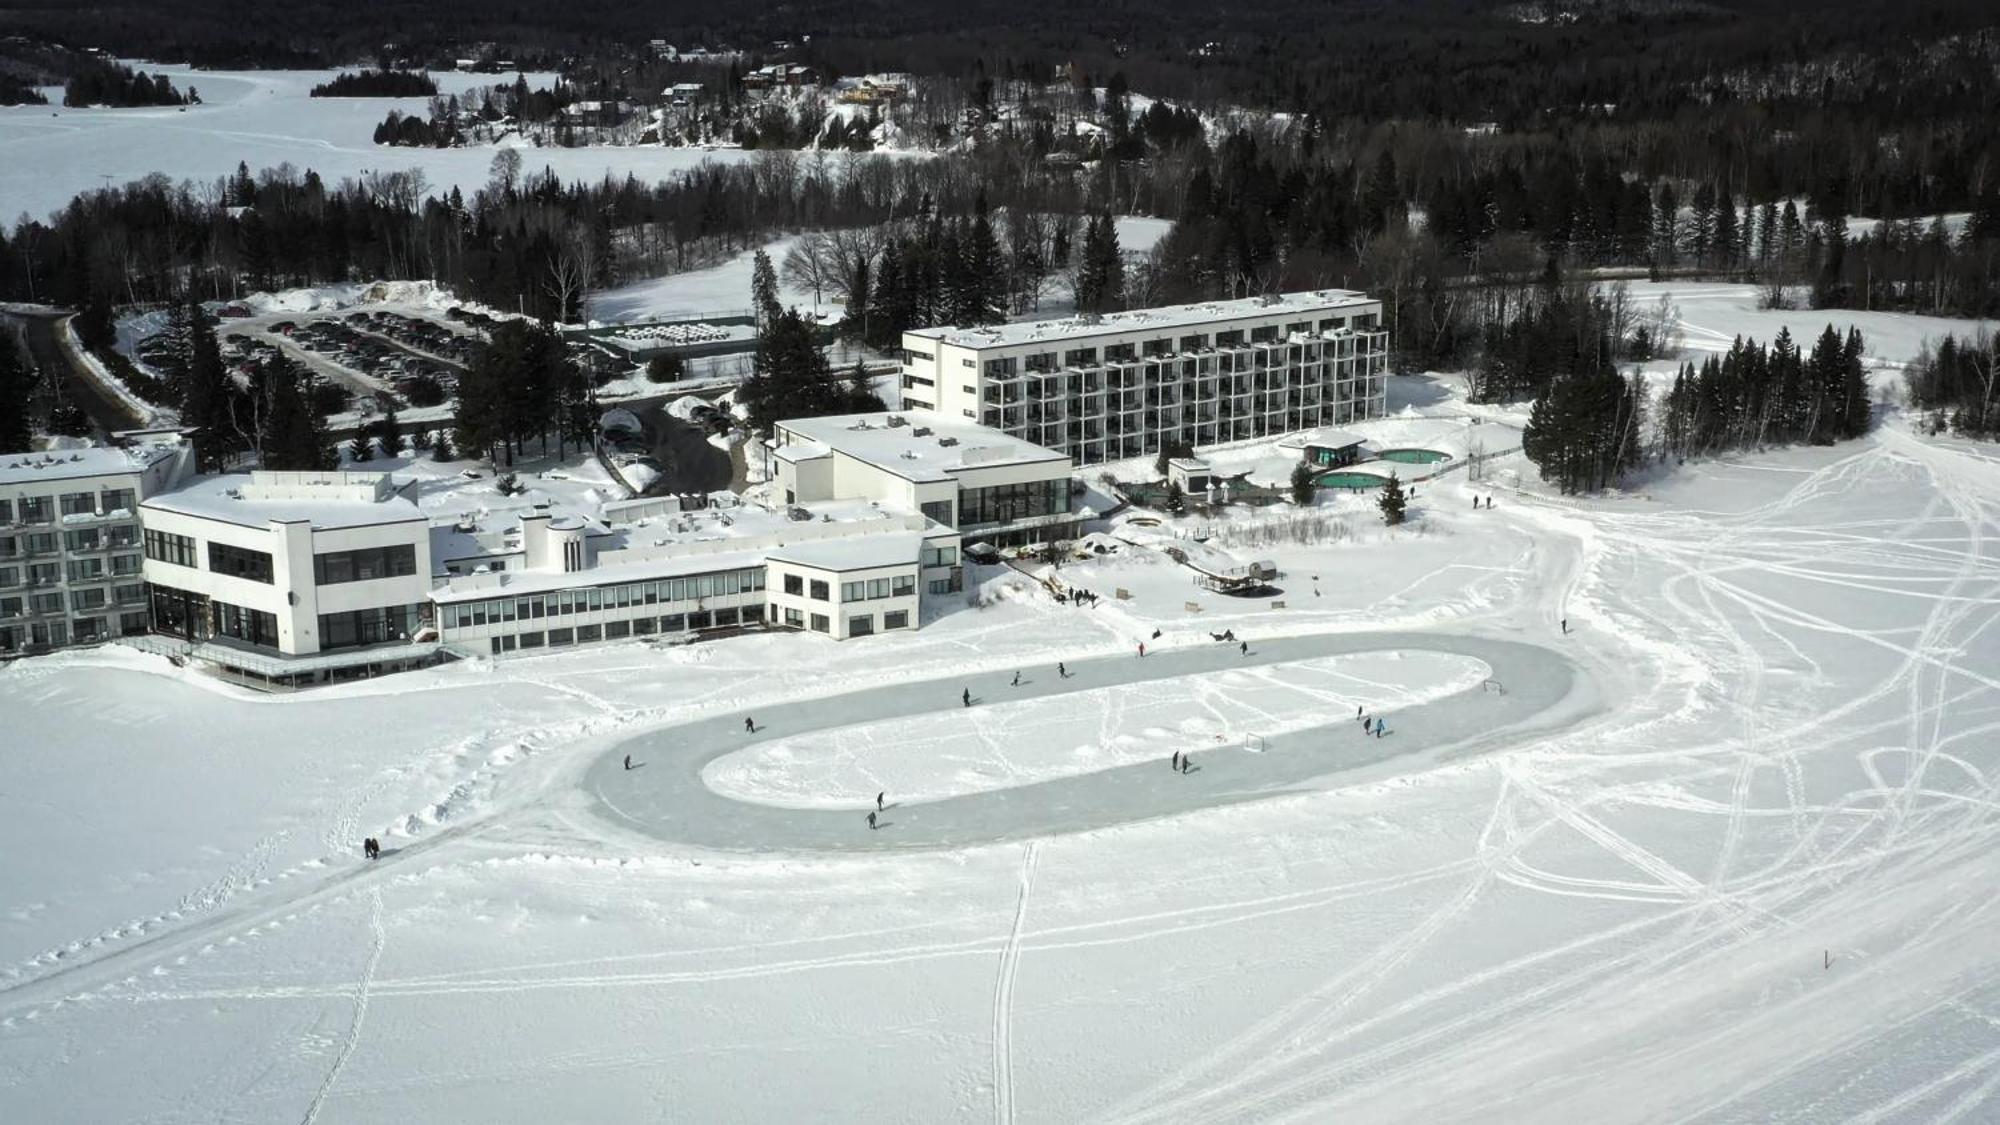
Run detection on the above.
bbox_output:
[742,64,819,92]
[561,100,631,128]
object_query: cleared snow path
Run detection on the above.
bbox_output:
[587,631,1593,851]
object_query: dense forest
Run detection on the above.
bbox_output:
[62,59,193,108]
[1905,332,2000,438]
[0,75,47,106]
[310,70,439,98]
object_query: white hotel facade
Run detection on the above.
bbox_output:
[5,410,1076,681]
[899,290,1390,465]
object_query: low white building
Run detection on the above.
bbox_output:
[139,471,434,671]
[0,433,192,656]
[433,411,1074,653]
[765,409,1080,550]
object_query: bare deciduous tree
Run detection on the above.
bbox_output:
[781,232,836,308]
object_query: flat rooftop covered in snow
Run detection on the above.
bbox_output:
[766,533,925,573]
[774,411,1069,484]
[0,445,177,486]
[142,473,426,531]
[904,290,1380,350]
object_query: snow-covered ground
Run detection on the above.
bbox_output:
[1624,281,1996,380]
[591,216,1177,326]
[0,65,747,223]
[705,650,1491,808]
[6,294,2000,1121]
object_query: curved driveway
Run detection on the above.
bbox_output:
[586,631,1596,852]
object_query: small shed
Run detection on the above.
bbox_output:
[1166,457,1212,494]
[1299,428,1367,469]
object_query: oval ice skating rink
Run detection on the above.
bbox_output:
[586,630,1598,851]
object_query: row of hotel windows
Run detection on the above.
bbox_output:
[0,613,150,651]
[0,583,147,617]
[775,607,909,634]
[0,489,137,525]
[440,567,767,631]
[0,555,144,586]
[149,585,425,652]
[479,603,916,655]
[146,533,420,589]
[958,319,1384,374]
[481,604,763,654]
[0,524,141,558]
[777,572,917,601]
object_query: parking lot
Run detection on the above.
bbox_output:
[200,303,491,420]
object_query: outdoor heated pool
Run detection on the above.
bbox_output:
[1376,448,1452,465]
[1315,471,1389,489]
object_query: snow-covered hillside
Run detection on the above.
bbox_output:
[4,299,2000,1120]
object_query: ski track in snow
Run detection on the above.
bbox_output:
[991,842,1039,1125]
[7,408,2000,1120]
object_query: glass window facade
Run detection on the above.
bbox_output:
[319,604,425,650]
[208,542,275,583]
[314,545,417,585]
[144,529,197,568]
[958,479,1070,530]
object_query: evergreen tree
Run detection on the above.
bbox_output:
[0,328,33,451]
[1377,472,1407,525]
[751,248,781,329]
[432,429,455,461]
[376,405,404,457]
[1840,327,1871,438]
[1290,461,1317,506]
[259,357,329,470]
[646,353,686,383]
[961,194,1007,325]
[1522,367,1645,493]
[1805,324,1846,443]
[737,308,847,434]
[844,362,884,412]
[349,433,373,462]
[47,379,90,438]
[180,300,237,472]
[1164,480,1186,513]
[1075,212,1124,314]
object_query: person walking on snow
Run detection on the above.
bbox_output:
[1171,751,1180,771]
[623,754,631,771]
[1239,641,1248,656]
[1356,704,1364,719]
[1138,642,1146,658]
[868,811,877,830]
[1012,670,1020,687]
[877,792,885,812]
[1181,755,1191,774]
[1561,618,1568,635]
[962,687,971,707]
[1058,661,1068,679]
[744,717,755,733]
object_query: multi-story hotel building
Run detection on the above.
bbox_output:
[898,291,1389,465]
[0,434,192,656]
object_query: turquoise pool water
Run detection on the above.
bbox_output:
[1377,448,1451,464]
[1315,471,1388,489]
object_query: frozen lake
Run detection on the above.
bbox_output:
[0,64,751,223]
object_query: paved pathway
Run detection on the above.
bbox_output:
[585,630,1595,852]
